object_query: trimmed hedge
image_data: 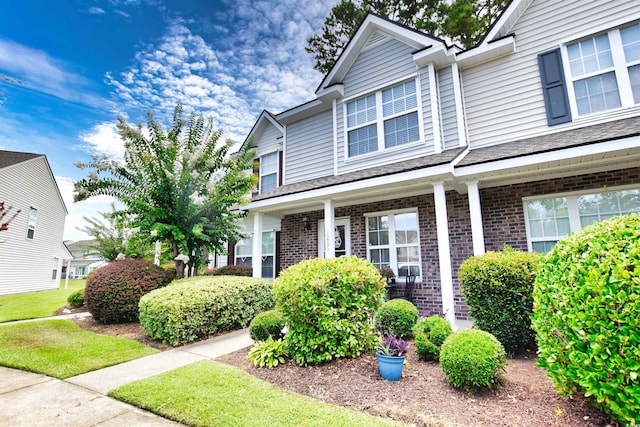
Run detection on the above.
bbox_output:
[532,213,640,424]
[459,247,541,353]
[440,329,507,393]
[85,259,172,324]
[413,316,452,361]
[374,299,419,339]
[139,276,274,346]
[249,310,285,342]
[203,265,252,277]
[274,256,386,366]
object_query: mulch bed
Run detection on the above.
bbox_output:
[68,309,615,427]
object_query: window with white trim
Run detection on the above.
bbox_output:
[366,210,421,278]
[565,22,640,116]
[26,208,37,240]
[234,236,253,267]
[525,188,640,253]
[346,79,421,157]
[260,152,278,194]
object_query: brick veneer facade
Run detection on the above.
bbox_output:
[278,166,640,319]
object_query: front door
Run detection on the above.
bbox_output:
[318,218,351,258]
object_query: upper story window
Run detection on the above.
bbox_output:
[524,187,640,253]
[565,22,640,116]
[346,79,421,157]
[26,208,37,240]
[260,152,278,194]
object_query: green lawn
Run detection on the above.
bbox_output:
[0,279,85,322]
[110,360,405,427]
[0,319,158,378]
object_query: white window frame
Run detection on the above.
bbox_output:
[26,208,37,240]
[259,152,278,194]
[343,77,424,159]
[234,230,276,279]
[523,184,640,252]
[365,208,422,280]
[235,235,253,267]
[261,230,276,279]
[562,22,640,118]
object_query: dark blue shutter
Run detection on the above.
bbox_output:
[538,48,572,126]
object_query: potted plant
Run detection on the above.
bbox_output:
[379,266,396,285]
[376,333,408,381]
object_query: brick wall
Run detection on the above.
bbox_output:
[277,166,640,320]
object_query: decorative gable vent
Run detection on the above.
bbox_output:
[363,30,389,51]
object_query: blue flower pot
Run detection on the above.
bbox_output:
[376,352,405,381]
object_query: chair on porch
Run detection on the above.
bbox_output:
[404,274,416,302]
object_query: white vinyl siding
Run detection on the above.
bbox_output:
[463,0,640,148]
[285,109,334,184]
[524,186,640,253]
[0,157,68,295]
[438,66,461,149]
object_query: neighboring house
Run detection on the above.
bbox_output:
[63,239,108,279]
[231,0,640,326]
[0,150,72,295]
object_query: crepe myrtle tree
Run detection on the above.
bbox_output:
[0,201,21,239]
[74,105,256,279]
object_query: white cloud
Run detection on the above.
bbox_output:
[55,175,115,241]
[88,6,106,14]
[79,122,125,160]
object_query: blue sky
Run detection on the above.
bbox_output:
[0,0,333,240]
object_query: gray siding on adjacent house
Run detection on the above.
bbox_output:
[254,125,282,157]
[463,0,639,148]
[0,157,68,295]
[438,65,460,149]
[285,109,334,183]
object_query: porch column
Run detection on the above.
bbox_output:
[466,181,486,256]
[252,212,263,278]
[324,199,335,258]
[65,258,71,289]
[433,181,456,325]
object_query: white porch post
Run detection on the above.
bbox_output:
[252,213,263,278]
[65,258,71,289]
[466,181,486,256]
[433,181,456,325]
[324,200,335,258]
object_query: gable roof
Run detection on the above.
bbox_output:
[238,110,283,152]
[0,150,42,169]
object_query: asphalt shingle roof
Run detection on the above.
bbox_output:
[0,150,43,170]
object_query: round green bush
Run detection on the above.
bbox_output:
[67,289,84,308]
[274,256,386,366]
[85,259,172,324]
[459,247,541,353]
[413,316,453,361]
[532,213,640,424]
[440,329,506,393]
[375,299,419,339]
[249,310,285,342]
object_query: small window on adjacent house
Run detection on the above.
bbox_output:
[260,152,278,194]
[26,208,37,239]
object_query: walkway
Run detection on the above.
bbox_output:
[0,314,253,426]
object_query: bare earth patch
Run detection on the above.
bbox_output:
[70,313,614,427]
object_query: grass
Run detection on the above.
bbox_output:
[110,360,405,427]
[0,279,85,322]
[0,319,158,378]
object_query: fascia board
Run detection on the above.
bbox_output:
[456,36,515,69]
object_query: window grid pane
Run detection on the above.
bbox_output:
[568,34,614,77]
[261,174,277,193]
[384,112,420,148]
[621,23,640,63]
[578,189,640,227]
[346,94,376,128]
[629,64,640,104]
[348,124,378,156]
[382,80,417,117]
[526,198,569,239]
[573,72,621,115]
[261,152,278,174]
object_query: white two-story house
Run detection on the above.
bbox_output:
[231,0,640,326]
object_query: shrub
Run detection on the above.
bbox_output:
[249,310,285,342]
[247,337,288,368]
[532,213,640,424]
[159,262,177,281]
[139,276,274,346]
[413,316,452,361]
[459,246,541,353]
[203,264,252,277]
[85,259,172,324]
[440,329,507,393]
[67,289,84,308]
[374,299,419,339]
[274,256,386,366]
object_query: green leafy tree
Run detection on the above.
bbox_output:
[307,0,509,73]
[74,105,256,279]
[78,202,152,261]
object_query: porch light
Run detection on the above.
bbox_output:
[302,216,310,231]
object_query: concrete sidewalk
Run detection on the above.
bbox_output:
[0,316,254,426]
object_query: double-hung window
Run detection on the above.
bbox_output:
[260,152,278,194]
[346,79,421,157]
[235,236,253,267]
[565,22,640,116]
[524,187,640,253]
[26,208,37,240]
[366,210,421,278]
